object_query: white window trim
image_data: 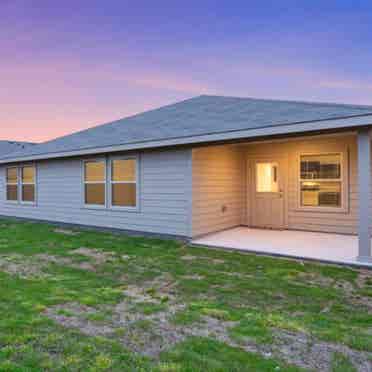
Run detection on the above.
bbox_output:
[20,165,37,205]
[108,155,140,212]
[297,151,348,213]
[82,158,107,209]
[5,164,37,205]
[5,166,19,204]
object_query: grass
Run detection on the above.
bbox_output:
[331,353,357,372]
[0,218,370,371]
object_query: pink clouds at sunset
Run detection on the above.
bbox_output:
[1,1,372,142]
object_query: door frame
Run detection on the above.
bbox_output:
[245,153,289,229]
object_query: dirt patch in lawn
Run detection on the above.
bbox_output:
[70,247,116,266]
[0,254,49,279]
[36,254,73,266]
[211,258,225,265]
[271,330,372,372]
[42,273,372,369]
[351,270,372,312]
[0,249,120,278]
[123,273,179,303]
[54,228,80,236]
[297,272,336,287]
[180,255,225,265]
[356,270,372,288]
[180,255,197,261]
[298,271,372,313]
[44,274,188,356]
[42,272,372,369]
[181,274,204,281]
[36,253,96,272]
[44,299,238,358]
[43,297,372,370]
[43,303,115,336]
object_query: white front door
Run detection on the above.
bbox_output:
[250,159,286,229]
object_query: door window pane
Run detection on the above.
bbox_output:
[300,154,341,179]
[256,163,278,192]
[300,181,341,207]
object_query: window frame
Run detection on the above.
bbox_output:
[297,151,348,213]
[20,165,37,205]
[5,166,19,203]
[5,164,37,205]
[82,158,107,209]
[108,155,139,211]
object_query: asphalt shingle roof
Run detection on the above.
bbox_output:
[0,141,34,157]
[2,95,372,161]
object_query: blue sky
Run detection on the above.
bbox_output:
[1,0,372,141]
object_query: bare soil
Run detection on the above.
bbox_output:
[54,228,80,236]
[42,274,372,370]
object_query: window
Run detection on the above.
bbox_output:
[256,162,279,193]
[6,168,18,201]
[84,161,106,205]
[6,165,36,203]
[110,158,137,207]
[82,157,139,209]
[21,166,35,202]
[299,153,342,208]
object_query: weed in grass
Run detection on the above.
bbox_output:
[201,308,230,321]
[132,302,168,316]
[171,309,202,325]
[331,352,357,372]
[230,312,273,345]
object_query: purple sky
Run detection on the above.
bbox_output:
[1,0,372,142]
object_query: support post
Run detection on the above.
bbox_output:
[357,128,372,262]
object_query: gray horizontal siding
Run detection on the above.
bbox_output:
[0,149,192,237]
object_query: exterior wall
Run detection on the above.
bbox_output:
[0,148,192,237]
[0,134,365,239]
[192,145,246,237]
[244,134,359,235]
[191,134,364,238]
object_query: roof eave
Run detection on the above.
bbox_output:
[1,116,372,164]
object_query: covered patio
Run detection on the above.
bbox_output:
[192,227,372,268]
[191,129,372,267]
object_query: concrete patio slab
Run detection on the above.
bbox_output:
[191,227,372,268]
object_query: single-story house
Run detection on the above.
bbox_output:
[1,95,372,266]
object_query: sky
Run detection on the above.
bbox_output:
[1,0,372,143]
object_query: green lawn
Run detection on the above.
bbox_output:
[0,219,371,371]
